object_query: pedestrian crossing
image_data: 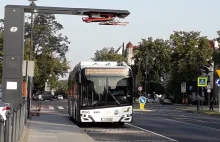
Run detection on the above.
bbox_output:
[41,105,68,110]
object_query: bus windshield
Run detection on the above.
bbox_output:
[81,76,132,108]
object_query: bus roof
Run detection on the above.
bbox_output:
[74,61,130,71]
[68,61,131,80]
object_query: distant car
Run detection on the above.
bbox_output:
[162,98,172,105]
[39,91,54,101]
[57,95,63,100]
[147,97,155,103]
[0,102,11,121]
[33,91,44,100]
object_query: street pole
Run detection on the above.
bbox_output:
[145,56,147,97]
[218,88,220,113]
[27,0,36,118]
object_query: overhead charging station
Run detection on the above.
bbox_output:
[2,4,130,109]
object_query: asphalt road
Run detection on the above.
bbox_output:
[133,104,220,142]
[31,100,220,142]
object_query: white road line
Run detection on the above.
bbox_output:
[126,123,178,142]
[58,106,64,110]
[158,117,220,132]
[49,105,54,110]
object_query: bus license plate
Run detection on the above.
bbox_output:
[101,118,113,122]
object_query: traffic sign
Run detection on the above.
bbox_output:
[139,96,146,104]
[138,86,143,92]
[197,77,208,87]
[216,69,220,77]
[181,82,186,93]
[215,78,220,87]
[207,85,211,89]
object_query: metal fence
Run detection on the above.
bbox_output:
[0,101,27,142]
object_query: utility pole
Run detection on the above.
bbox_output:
[27,0,37,118]
[144,56,148,97]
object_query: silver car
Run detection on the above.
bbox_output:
[0,102,11,121]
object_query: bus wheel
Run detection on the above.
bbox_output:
[118,122,124,126]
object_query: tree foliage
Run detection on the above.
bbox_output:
[91,47,125,62]
[167,31,212,100]
[133,38,172,93]
[0,19,4,83]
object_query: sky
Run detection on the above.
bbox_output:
[0,0,220,80]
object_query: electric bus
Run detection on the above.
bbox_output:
[67,61,133,125]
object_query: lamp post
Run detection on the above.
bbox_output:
[26,0,37,119]
[144,57,148,96]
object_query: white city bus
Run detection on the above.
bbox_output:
[68,61,133,125]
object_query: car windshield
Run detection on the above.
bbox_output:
[58,95,63,97]
[81,76,132,108]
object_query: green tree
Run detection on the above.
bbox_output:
[213,31,220,65]
[167,31,212,101]
[24,14,70,89]
[91,47,125,62]
[0,15,70,89]
[133,38,172,93]
[0,19,4,83]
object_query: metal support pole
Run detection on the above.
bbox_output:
[24,101,27,124]
[11,110,16,142]
[19,105,22,138]
[145,57,147,96]
[0,116,4,142]
[201,87,204,110]
[4,113,12,142]
[218,88,220,113]
[208,92,210,108]
[15,108,20,142]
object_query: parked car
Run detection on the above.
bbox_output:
[57,95,64,100]
[161,98,172,105]
[39,91,54,101]
[0,102,11,120]
[147,97,156,103]
[33,91,44,100]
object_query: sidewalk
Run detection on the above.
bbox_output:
[22,113,95,142]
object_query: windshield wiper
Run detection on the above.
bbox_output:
[108,91,121,106]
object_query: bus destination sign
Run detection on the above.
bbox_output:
[85,68,129,76]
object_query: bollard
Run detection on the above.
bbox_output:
[19,105,22,138]
[4,112,12,142]
[15,107,20,142]
[0,115,4,142]
[19,104,24,138]
[11,110,17,142]
[24,102,27,124]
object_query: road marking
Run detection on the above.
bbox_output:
[158,117,220,132]
[126,123,178,142]
[49,105,54,110]
[58,106,64,110]
[173,117,205,122]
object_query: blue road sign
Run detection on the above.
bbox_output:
[189,86,193,91]
[139,96,146,104]
[215,78,220,87]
